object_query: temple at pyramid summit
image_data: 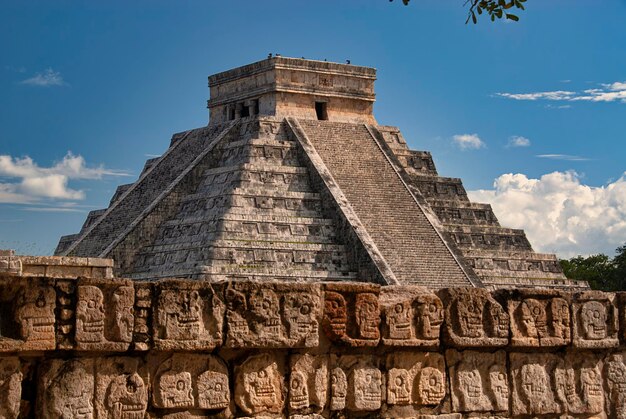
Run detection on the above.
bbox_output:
[55,57,584,290]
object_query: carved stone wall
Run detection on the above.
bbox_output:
[0,255,624,418]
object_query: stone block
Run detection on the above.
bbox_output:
[153,279,224,351]
[150,353,230,413]
[381,285,443,347]
[75,277,134,351]
[38,358,95,418]
[234,352,285,416]
[330,354,383,412]
[0,277,56,352]
[288,353,328,414]
[446,350,508,413]
[510,351,604,416]
[504,289,572,347]
[572,290,619,348]
[225,281,321,348]
[94,357,149,419]
[605,350,626,419]
[322,282,381,347]
[0,357,23,419]
[438,288,509,348]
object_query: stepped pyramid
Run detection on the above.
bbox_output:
[55,57,585,289]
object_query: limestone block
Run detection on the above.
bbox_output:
[510,351,604,416]
[438,288,509,348]
[331,355,383,412]
[234,352,285,416]
[94,357,148,419]
[38,358,95,418]
[225,282,321,348]
[0,277,56,352]
[151,353,230,412]
[76,278,134,351]
[0,357,23,419]
[446,350,508,413]
[381,285,443,347]
[572,290,619,348]
[153,279,224,351]
[504,289,571,347]
[288,354,328,414]
[322,283,380,347]
[605,351,626,419]
[384,351,446,412]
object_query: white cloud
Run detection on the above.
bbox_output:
[20,68,66,87]
[468,171,626,257]
[536,154,590,161]
[452,134,485,150]
[496,81,626,104]
[0,152,130,204]
[507,136,531,148]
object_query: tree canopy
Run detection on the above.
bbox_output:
[391,0,527,24]
[560,244,626,291]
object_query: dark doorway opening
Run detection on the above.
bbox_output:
[315,102,328,120]
[241,104,250,118]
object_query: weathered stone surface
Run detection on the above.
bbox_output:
[504,289,572,347]
[235,352,285,416]
[38,358,95,418]
[605,350,626,419]
[572,290,619,348]
[225,281,321,348]
[0,357,22,419]
[381,285,443,347]
[288,354,328,414]
[95,357,148,419]
[322,282,380,347]
[446,350,508,413]
[438,288,509,348]
[153,279,224,351]
[331,355,383,412]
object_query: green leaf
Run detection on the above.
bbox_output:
[506,13,519,21]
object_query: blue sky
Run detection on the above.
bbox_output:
[1,0,625,257]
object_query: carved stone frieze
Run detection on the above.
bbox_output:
[572,290,619,348]
[288,354,328,414]
[234,352,285,416]
[331,355,383,412]
[0,357,22,419]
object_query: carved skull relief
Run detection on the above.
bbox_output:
[245,366,277,412]
[488,364,509,410]
[250,289,281,338]
[48,361,94,419]
[419,366,445,406]
[520,364,549,412]
[580,367,603,407]
[456,296,484,338]
[486,301,509,338]
[0,358,22,419]
[198,370,230,410]
[76,285,105,343]
[330,367,347,410]
[111,286,134,343]
[284,292,317,340]
[355,293,380,340]
[353,367,382,410]
[15,285,55,343]
[416,296,443,339]
[387,301,412,340]
[160,290,204,341]
[550,298,571,340]
[324,292,347,338]
[520,298,547,338]
[158,370,194,409]
[106,373,147,419]
[458,368,484,409]
[387,368,411,405]
[289,371,309,410]
[580,301,607,340]
[226,287,250,337]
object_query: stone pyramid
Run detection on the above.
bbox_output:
[55,57,585,290]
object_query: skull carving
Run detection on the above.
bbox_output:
[550,298,570,340]
[157,370,194,409]
[520,364,549,413]
[244,366,277,412]
[488,364,508,410]
[289,371,309,410]
[15,285,55,343]
[250,289,281,338]
[330,368,347,410]
[324,292,347,339]
[353,367,382,410]
[159,289,204,341]
[106,373,148,419]
[111,286,134,343]
[580,301,607,340]
[456,296,484,338]
[198,370,230,410]
[386,301,412,340]
[355,293,380,340]
[48,361,94,419]
[607,357,626,418]
[76,285,105,343]
[580,367,603,407]
[486,301,509,338]
[520,298,547,339]
[416,296,443,339]
[226,287,249,337]
[0,358,22,419]
[458,368,483,410]
[387,369,411,405]
[555,368,577,406]
[419,366,445,406]
[284,293,317,340]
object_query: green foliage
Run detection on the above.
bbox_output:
[390,0,527,24]
[560,244,626,291]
